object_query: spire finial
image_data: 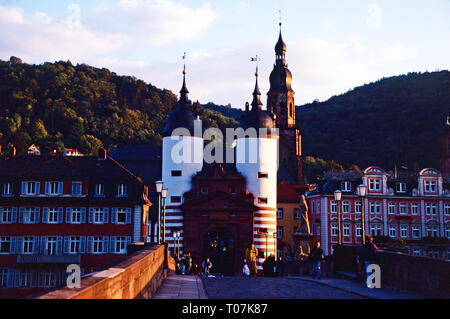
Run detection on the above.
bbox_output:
[182,52,187,75]
[251,55,261,77]
[180,52,190,102]
[279,10,282,29]
[250,55,262,109]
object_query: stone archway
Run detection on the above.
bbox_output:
[203,228,236,276]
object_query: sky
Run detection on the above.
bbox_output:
[0,0,449,108]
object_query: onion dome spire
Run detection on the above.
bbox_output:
[275,22,287,65]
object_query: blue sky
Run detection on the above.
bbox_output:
[0,0,449,108]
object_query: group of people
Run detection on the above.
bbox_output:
[176,253,214,277]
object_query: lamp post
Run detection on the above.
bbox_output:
[357,184,367,245]
[176,231,181,258]
[155,181,164,245]
[265,231,269,258]
[273,232,277,257]
[161,189,168,243]
[173,232,178,258]
[334,190,342,245]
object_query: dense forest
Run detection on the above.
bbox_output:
[0,57,237,156]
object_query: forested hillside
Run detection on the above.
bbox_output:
[0,57,237,156]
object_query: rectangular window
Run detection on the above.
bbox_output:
[277,208,284,219]
[46,182,62,196]
[412,225,421,238]
[22,182,39,195]
[93,237,104,254]
[370,202,382,215]
[171,196,182,204]
[412,248,421,256]
[94,208,104,224]
[388,202,396,215]
[23,237,34,254]
[277,226,284,239]
[294,209,300,219]
[356,224,362,237]
[424,180,437,193]
[396,183,406,193]
[2,183,13,196]
[371,225,382,236]
[330,200,338,213]
[46,237,57,256]
[0,237,11,253]
[0,269,9,288]
[425,203,437,216]
[446,226,450,239]
[258,198,268,205]
[117,184,128,197]
[411,203,419,216]
[20,271,32,288]
[342,201,350,214]
[116,208,127,224]
[343,224,350,237]
[258,172,269,179]
[201,187,209,195]
[95,184,105,196]
[48,208,58,224]
[331,224,338,237]
[399,203,408,215]
[355,201,362,214]
[24,208,35,224]
[400,225,409,238]
[426,226,439,238]
[445,204,450,216]
[341,181,352,192]
[115,237,127,254]
[311,201,315,215]
[171,171,182,177]
[230,186,237,195]
[369,179,381,191]
[42,271,56,288]
[70,237,81,254]
[71,208,81,224]
[389,225,397,238]
[0,208,13,224]
[72,182,82,196]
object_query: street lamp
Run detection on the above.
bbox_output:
[155,181,164,245]
[273,232,277,257]
[173,231,178,258]
[161,189,168,243]
[357,184,367,245]
[334,190,342,245]
[176,231,181,258]
[265,231,269,258]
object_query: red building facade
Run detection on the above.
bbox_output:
[307,167,450,259]
[0,152,151,298]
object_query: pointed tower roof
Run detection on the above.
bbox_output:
[251,69,263,109]
[275,23,287,55]
[269,23,294,93]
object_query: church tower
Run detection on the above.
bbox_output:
[267,23,303,184]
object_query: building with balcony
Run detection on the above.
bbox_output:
[0,150,151,298]
[306,167,450,259]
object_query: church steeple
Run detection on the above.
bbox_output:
[179,53,190,104]
[275,23,287,66]
[251,68,263,109]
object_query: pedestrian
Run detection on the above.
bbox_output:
[309,241,324,280]
[245,244,259,277]
[358,235,380,283]
[276,257,285,277]
[202,258,213,277]
[185,252,193,275]
[242,259,250,277]
[179,254,186,275]
[262,254,276,277]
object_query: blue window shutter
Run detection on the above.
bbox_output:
[64,237,70,254]
[10,237,16,254]
[103,208,109,224]
[110,237,116,254]
[15,269,20,288]
[21,182,26,195]
[66,208,72,224]
[35,182,40,195]
[8,269,15,288]
[126,237,132,252]
[111,208,117,224]
[57,237,63,256]
[126,208,132,224]
[33,237,40,254]
[102,237,109,254]
[34,207,40,224]
[80,237,86,254]
[11,207,17,223]
[19,207,25,224]
[42,207,48,224]
[40,237,46,255]
[88,208,94,224]
[58,182,63,195]
[81,208,86,224]
[86,237,93,254]
[45,182,50,195]
[58,207,64,224]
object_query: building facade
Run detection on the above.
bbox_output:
[0,151,151,298]
[306,167,450,259]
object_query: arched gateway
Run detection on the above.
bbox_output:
[203,228,235,276]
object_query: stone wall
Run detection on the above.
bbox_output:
[35,244,175,299]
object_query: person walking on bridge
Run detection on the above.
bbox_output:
[309,242,324,280]
[245,244,259,277]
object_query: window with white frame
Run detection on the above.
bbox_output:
[1,207,13,224]
[2,183,13,196]
[46,237,58,256]
[46,182,62,196]
[412,248,421,256]
[95,183,105,197]
[115,237,127,254]
[23,237,34,254]
[72,182,82,196]
[370,202,382,215]
[343,224,350,237]
[425,203,437,216]
[426,225,439,238]
[94,208,104,224]
[388,202,396,215]
[42,270,56,288]
[341,181,352,192]
[396,183,406,193]
[116,208,127,224]
[355,201,362,214]
[71,208,82,224]
[446,226,450,239]
[93,237,104,254]
[424,180,437,193]
[277,226,284,239]
[411,203,419,216]
[389,225,397,238]
[277,208,284,219]
[69,237,81,254]
[117,184,128,197]
[0,269,8,288]
[444,204,450,216]
[355,224,362,237]
[24,208,36,224]
[331,223,338,237]
[400,224,409,238]
[330,201,338,213]
[371,224,382,236]
[399,203,408,215]
[48,208,58,224]
[20,271,32,288]
[369,179,381,191]
[412,225,421,238]
[22,182,39,195]
[0,237,11,253]
[342,201,350,214]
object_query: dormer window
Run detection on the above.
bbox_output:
[95,183,105,197]
[72,182,82,196]
[396,183,406,193]
[117,184,128,197]
[369,179,381,192]
[424,180,437,193]
[21,182,40,196]
[341,181,352,192]
[45,182,63,196]
[2,183,13,197]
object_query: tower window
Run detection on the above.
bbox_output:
[258,198,268,205]
[171,171,182,177]
[171,196,182,204]
[289,103,293,118]
[258,172,269,179]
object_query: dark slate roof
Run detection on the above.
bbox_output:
[278,164,296,185]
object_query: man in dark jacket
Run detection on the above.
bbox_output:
[358,235,379,282]
[309,242,324,280]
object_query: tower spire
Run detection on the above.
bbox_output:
[179,52,190,103]
[250,55,263,109]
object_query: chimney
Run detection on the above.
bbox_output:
[98,148,107,160]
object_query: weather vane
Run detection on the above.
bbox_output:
[183,52,187,75]
[279,10,282,27]
[251,55,261,75]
